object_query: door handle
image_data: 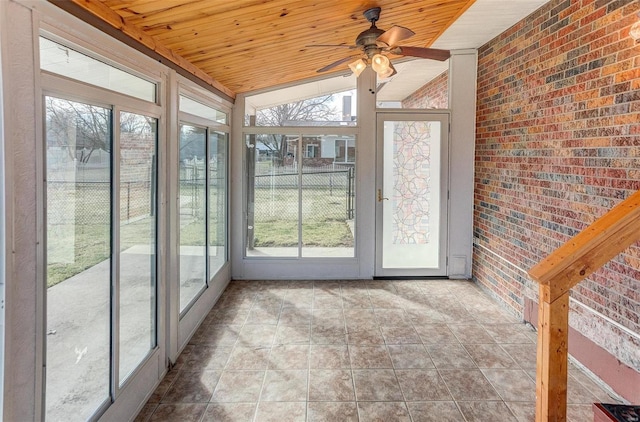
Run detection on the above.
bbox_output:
[377,189,388,202]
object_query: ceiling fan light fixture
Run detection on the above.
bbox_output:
[377,62,396,79]
[371,54,391,74]
[371,53,390,74]
[348,58,367,77]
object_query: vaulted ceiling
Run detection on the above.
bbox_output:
[55,0,478,97]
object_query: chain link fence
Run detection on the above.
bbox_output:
[47,180,153,226]
[252,165,355,221]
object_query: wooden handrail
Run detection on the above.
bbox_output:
[528,189,640,422]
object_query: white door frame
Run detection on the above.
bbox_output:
[375,110,450,277]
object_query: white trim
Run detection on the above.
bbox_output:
[374,111,450,277]
[0,4,5,417]
[447,49,478,279]
[474,241,530,275]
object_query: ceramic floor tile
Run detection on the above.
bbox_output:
[352,369,403,401]
[268,345,309,369]
[505,401,535,422]
[483,323,534,344]
[464,343,518,369]
[567,404,594,422]
[568,365,617,403]
[413,324,459,344]
[448,323,496,343]
[379,325,422,344]
[348,345,393,368]
[482,369,536,402]
[201,402,256,422]
[245,306,281,325]
[374,308,411,327]
[161,370,220,403]
[210,370,265,403]
[279,307,312,326]
[225,346,271,370]
[439,369,501,401]
[260,370,308,402]
[133,403,157,422]
[387,344,434,369]
[427,343,477,369]
[176,345,233,371]
[346,327,385,345]
[314,294,343,309]
[148,370,179,403]
[148,403,207,422]
[309,345,350,369]
[501,342,537,369]
[237,324,277,347]
[395,369,453,401]
[307,401,358,422]
[136,279,622,422]
[308,369,355,401]
[457,400,518,421]
[356,402,411,422]
[195,324,241,346]
[311,324,348,345]
[274,324,311,345]
[567,374,600,404]
[407,401,465,422]
[341,293,373,309]
[254,401,306,422]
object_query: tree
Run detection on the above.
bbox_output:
[46,97,111,164]
[254,95,339,167]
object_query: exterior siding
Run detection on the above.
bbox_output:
[473,0,640,389]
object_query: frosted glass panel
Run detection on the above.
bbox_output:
[382,120,441,268]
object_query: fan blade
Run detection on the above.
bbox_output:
[317,55,359,73]
[305,44,358,49]
[391,46,450,61]
[377,25,415,47]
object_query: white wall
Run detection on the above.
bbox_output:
[447,49,478,278]
[0,1,40,419]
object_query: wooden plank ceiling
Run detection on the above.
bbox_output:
[63,0,476,97]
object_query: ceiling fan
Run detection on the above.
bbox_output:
[309,7,450,78]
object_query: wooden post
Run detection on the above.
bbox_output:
[536,285,569,422]
[528,190,640,421]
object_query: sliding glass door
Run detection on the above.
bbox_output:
[45,96,159,420]
[45,97,112,420]
[178,94,229,315]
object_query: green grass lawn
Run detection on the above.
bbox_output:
[47,184,353,287]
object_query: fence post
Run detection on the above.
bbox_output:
[246,116,256,249]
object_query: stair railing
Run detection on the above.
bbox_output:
[528,189,640,421]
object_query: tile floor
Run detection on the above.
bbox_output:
[135,279,617,421]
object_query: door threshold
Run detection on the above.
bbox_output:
[373,276,449,280]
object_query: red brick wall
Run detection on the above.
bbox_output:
[473,0,640,379]
[402,70,449,108]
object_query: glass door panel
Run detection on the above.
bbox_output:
[209,131,228,276]
[375,113,449,276]
[45,97,111,420]
[245,134,299,257]
[301,135,356,258]
[179,124,207,312]
[118,111,157,385]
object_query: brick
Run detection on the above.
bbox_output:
[474,0,640,372]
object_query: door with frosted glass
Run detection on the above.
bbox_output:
[375,113,449,276]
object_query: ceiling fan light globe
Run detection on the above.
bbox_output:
[348,58,367,77]
[376,66,395,79]
[371,54,390,73]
